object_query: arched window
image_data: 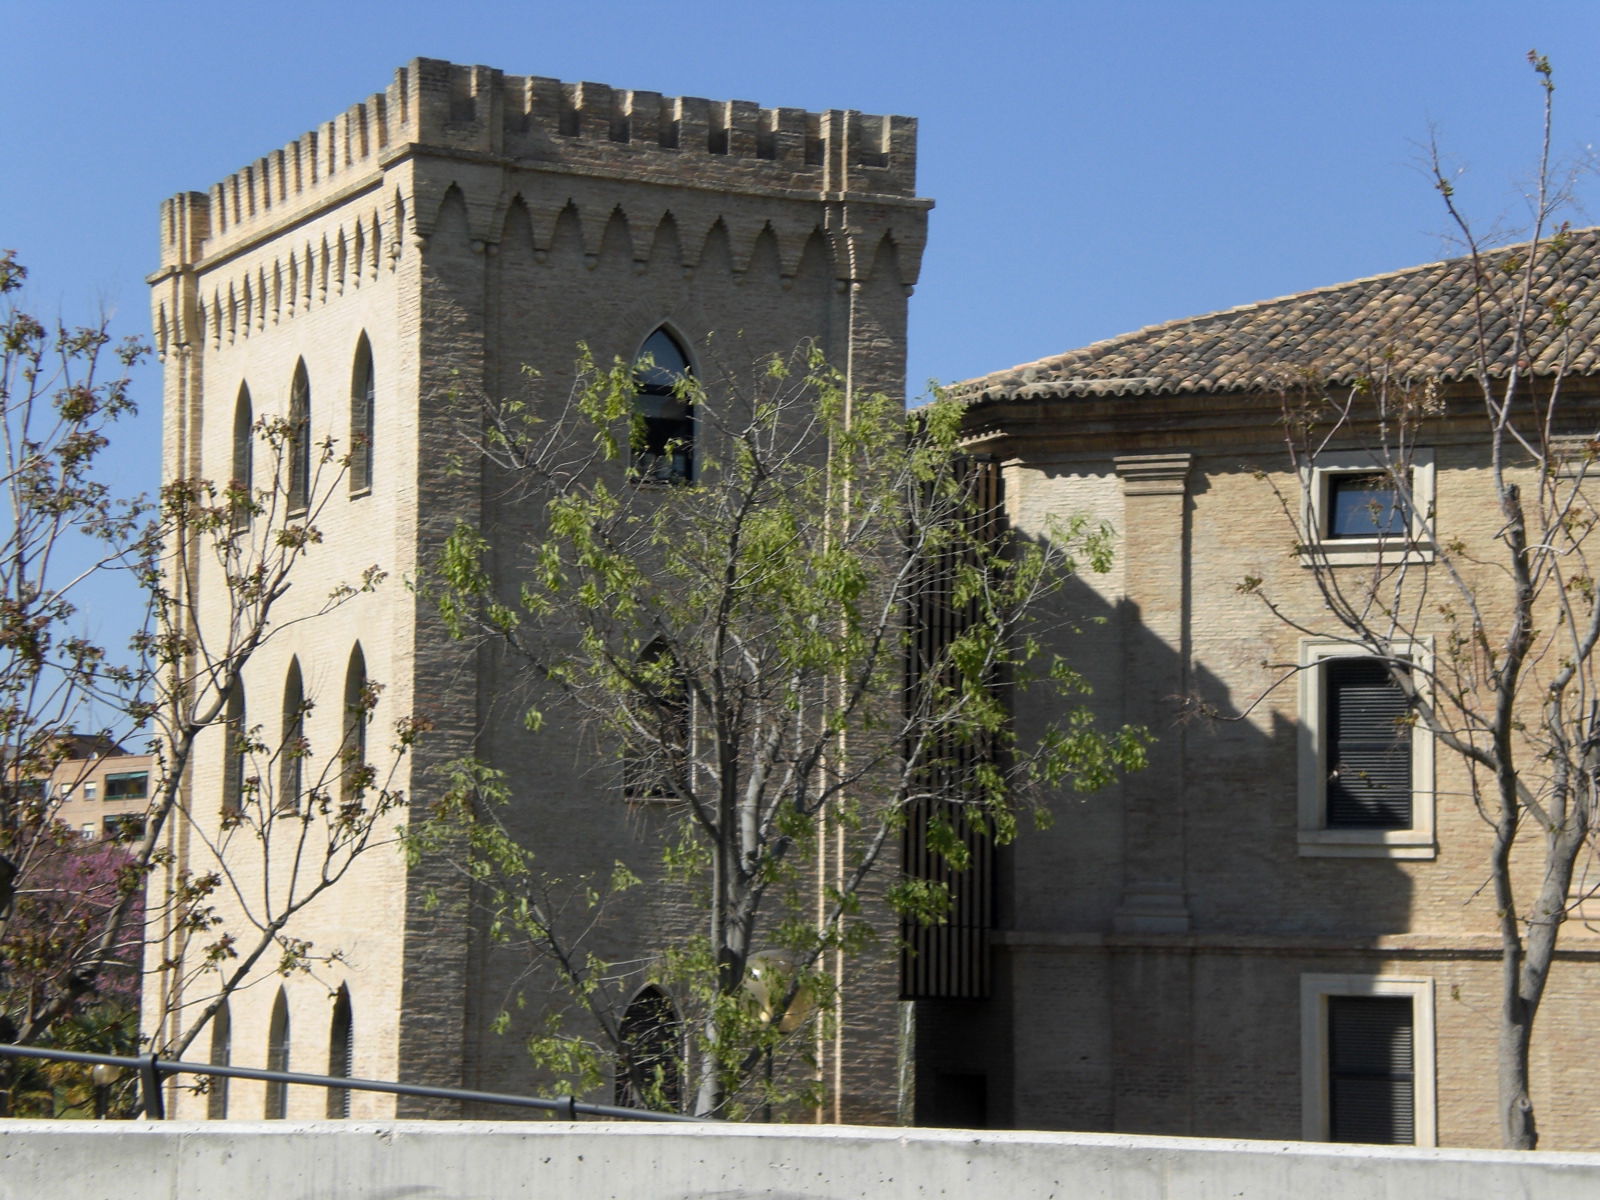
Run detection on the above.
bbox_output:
[231,384,253,530]
[278,659,305,813]
[287,361,311,514]
[632,328,693,483]
[622,638,688,800]
[615,986,681,1111]
[207,1001,231,1119]
[349,337,374,495]
[327,986,354,1118]
[342,644,368,804]
[265,988,290,1119]
[222,684,246,818]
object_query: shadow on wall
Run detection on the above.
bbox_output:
[915,461,1416,1137]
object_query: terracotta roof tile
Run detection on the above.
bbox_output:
[959,227,1600,402]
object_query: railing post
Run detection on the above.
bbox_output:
[140,1053,166,1119]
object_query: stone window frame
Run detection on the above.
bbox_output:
[1299,448,1435,567]
[1297,637,1435,859]
[1300,973,1436,1146]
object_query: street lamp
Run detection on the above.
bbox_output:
[742,950,814,1033]
[741,950,817,1122]
[91,1062,121,1119]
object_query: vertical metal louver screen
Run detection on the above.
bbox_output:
[901,457,1002,1001]
[1325,658,1411,828]
[1328,995,1415,1144]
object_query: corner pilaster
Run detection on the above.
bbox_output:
[1111,453,1193,935]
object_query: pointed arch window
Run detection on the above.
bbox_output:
[327,986,354,1117]
[231,384,253,530]
[265,988,290,1119]
[342,645,369,804]
[206,1001,231,1119]
[279,659,305,814]
[615,986,682,1111]
[350,337,374,496]
[632,328,693,483]
[223,684,246,818]
[623,638,689,800]
[288,362,311,515]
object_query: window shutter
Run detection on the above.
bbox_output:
[1326,659,1411,828]
[1328,995,1414,1144]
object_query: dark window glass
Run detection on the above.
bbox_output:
[1328,996,1414,1144]
[327,987,354,1118]
[279,660,305,813]
[1328,472,1406,538]
[342,645,368,804]
[623,639,688,800]
[104,772,148,800]
[207,1003,231,1119]
[223,686,246,817]
[350,341,374,495]
[633,329,693,483]
[102,814,147,842]
[1325,658,1411,828]
[288,364,311,514]
[232,385,253,531]
[615,987,681,1111]
[265,990,290,1119]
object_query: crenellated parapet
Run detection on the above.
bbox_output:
[156,58,921,274]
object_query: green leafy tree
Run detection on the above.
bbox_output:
[418,345,1147,1118]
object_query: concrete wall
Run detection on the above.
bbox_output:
[5,1122,1600,1200]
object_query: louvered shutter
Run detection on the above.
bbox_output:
[1328,995,1415,1144]
[1325,659,1411,828]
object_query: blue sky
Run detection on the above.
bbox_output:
[4,0,1600,650]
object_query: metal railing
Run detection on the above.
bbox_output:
[0,1042,700,1122]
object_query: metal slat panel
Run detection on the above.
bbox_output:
[1328,996,1415,1144]
[1326,659,1412,829]
[900,457,1001,1000]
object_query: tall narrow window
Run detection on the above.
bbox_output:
[349,337,374,496]
[622,639,688,800]
[327,986,354,1118]
[232,385,253,531]
[1327,996,1414,1143]
[223,684,246,818]
[632,328,693,483]
[1324,658,1411,829]
[207,1001,231,1119]
[615,986,681,1111]
[278,659,305,814]
[342,644,368,804]
[265,988,290,1119]
[288,361,311,514]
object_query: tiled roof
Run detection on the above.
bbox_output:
[959,227,1600,402]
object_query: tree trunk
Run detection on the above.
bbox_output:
[1498,984,1537,1149]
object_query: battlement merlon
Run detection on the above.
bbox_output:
[156,58,923,271]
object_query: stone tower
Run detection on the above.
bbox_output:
[147,58,929,1119]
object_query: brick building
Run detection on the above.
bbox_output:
[42,737,153,845]
[146,57,1600,1147]
[929,233,1600,1148]
[146,59,927,1120]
